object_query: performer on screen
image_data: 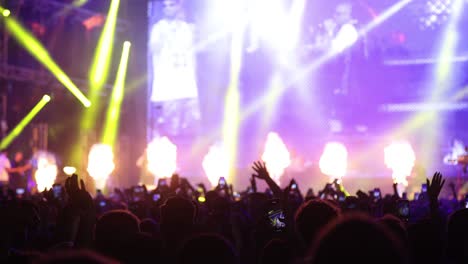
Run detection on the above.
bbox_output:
[149,0,199,137]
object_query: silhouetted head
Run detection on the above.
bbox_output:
[34,250,118,264]
[378,214,408,248]
[178,233,238,264]
[94,210,140,247]
[160,197,195,227]
[447,209,468,264]
[140,218,160,237]
[260,239,294,264]
[407,219,444,264]
[308,214,407,264]
[295,199,341,246]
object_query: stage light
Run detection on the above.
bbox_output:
[234,0,412,133]
[0,9,91,107]
[87,144,115,190]
[146,137,177,183]
[418,0,464,167]
[89,0,120,93]
[331,25,359,54]
[222,14,245,182]
[319,142,348,182]
[0,95,51,149]
[78,0,120,171]
[34,151,58,192]
[435,0,464,90]
[420,0,453,29]
[63,166,77,176]
[72,0,89,7]
[443,139,466,165]
[248,0,288,51]
[259,73,284,133]
[384,141,415,189]
[261,132,291,184]
[102,41,131,147]
[202,143,230,187]
[2,9,10,17]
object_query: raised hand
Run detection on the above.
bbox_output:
[427,172,445,201]
[392,182,400,198]
[64,174,93,211]
[252,160,282,198]
[252,161,270,180]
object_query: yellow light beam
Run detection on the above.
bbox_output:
[89,0,120,90]
[0,8,90,107]
[102,41,131,146]
[223,17,246,183]
[0,95,51,149]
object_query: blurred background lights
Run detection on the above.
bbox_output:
[420,0,453,29]
[202,143,230,187]
[319,142,348,182]
[34,151,58,192]
[261,132,291,184]
[384,141,416,188]
[146,137,177,183]
[63,166,77,176]
[87,144,115,190]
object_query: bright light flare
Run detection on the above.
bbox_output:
[63,166,77,176]
[0,9,90,107]
[0,95,51,149]
[89,0,121,90]
[102,41,131,146]
[261,132,291,184]
[319,142,348,181]
[72,0,89,7]
[34,151,58,192]
[249,0,288,50]
[87,144,115,190]
[222,10,246,182]
[202,143,230,187]
[147,137,177,183]
[2,9,10,17]
[384,141,415,186]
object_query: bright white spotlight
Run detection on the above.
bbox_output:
[384,141,415,189]
[34,151,58,192]
[443,140,466,165]
[202,143,230,187]
[87,144,115,190]
[319,142,348,182]
[147,137,177,184]
[63,166,77,176]
[248,0,289,52]
[2,9,10,17]
[332,24,359,54]
[261,132,291,184]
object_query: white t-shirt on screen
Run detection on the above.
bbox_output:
[0,154,11,182]
[150,19,198,103]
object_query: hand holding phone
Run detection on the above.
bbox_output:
[52,184,62,199]
[421,184,428,193]
[397,199,410,219]
[158,178,168,188]
[218,177,226,187]
[373,188,382,200]
[153,193,161,202]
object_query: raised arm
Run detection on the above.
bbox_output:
[252,161,282,198]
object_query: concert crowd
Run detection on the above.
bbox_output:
[0,158,467,264]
